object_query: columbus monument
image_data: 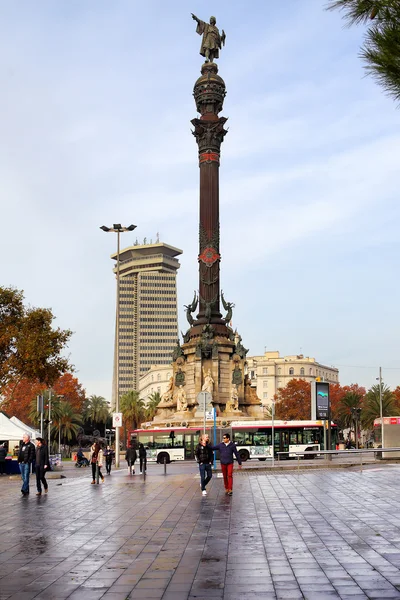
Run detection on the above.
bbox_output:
[154,15,262,425]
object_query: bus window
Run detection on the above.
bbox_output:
[137,435,154,448]
[233,431,247,445]
[154,434,173,448]
[253,432,268,446]
[303,430,319,444]
[173,434,184,448]
[289,431,298,445]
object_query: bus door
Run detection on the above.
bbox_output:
[279,430,289,458]
[184,434,195,460]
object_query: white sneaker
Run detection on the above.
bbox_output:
[202,490,207,496]
[140,471,142,474]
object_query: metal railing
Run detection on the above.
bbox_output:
[276,447,400,473]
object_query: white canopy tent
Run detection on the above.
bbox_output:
[0,412,28,442]
[10,416,40,440]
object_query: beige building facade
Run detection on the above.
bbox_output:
[247,351,339,408]
[112,242,182,403]
[138,364,173,405]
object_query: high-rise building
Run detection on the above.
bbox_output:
[111,242,182,404]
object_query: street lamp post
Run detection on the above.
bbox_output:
[100,224,136,468]
[379,366,384,450]
[351,407,361,450]
[271,400,275,468]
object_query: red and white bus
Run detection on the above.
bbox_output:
[129,420,338,463]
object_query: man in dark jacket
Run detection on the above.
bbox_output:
[0,444,7,475]
[18,433,36,496]
[125,444,137,474]
[138,443,147,474]
[211,433,242,496]
[195,435,214,496]
[35,437,50,496]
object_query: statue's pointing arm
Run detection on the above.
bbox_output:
[221,29,226,46]
[191,13,199,22]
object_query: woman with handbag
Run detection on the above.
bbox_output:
[35,437,49,496]
[90,442,105,484]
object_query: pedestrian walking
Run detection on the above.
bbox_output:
[196,434,214,496]
[0,443,6,476]
[125,444,137,474]
[210,433,242,496]
[104,445,114,475]
[18,433,36,496]
[138,443,147,474]
[90,442,105,484]
[35,437,49,496]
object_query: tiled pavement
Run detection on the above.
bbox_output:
[1,464,400,599]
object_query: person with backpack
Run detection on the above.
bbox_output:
[125,444,137,474]
[138,443,147,474]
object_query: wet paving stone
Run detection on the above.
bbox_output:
[2,463,400,598]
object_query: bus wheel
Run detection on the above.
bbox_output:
[304,448,316,460]
[157,452,170,464]
[239,449,249,462]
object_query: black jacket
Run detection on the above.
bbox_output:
[125,448,137,463]
[0,447,6,462]
[138,444,147,458]
[35,445,50,468]
[18,441,35,464]
[195,443,214,464]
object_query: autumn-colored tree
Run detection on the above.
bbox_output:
[274,379,311,420]
[0,286,72,394]
[53,373,86,413]
[393,386,400,413]
[0,372,86,426]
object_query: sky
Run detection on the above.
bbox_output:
[1,0,400,400]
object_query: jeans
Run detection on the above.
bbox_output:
[139,457,146,472]
[19,463,30,493]
[106,458,112,474]
[221,463,234,491]
[199,463,212,491]
[91,463,103,481]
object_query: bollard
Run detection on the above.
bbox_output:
[164,456,167,475]
[96,463,99,485]
[297,454,300,474]
[360,452,363,473]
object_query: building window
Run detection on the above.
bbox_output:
[157,387,161,394]
[151,374,154,382]
[289,368,294,375]
[278,368,281,375]
[157,373,161,381]
[300,367,305,376]
[309,368,313,375]
[263,367,268,375]
[263,392,268,399]
[263,380,268,388]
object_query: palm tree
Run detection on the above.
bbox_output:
[145,392,161,421]
[362,383,395,429]
[336,390,364,433]
[84,395,110,431]
[53,401,82,451]
[327,1,400,102]
[120,391,145,429]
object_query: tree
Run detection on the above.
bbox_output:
[120,391,145,445]
[84,395,110,431]
[54,401,82,445]
[327,1,400,102]
[393,385,400,412]
[274,379,311,420]
[0,372,85,425]
[362,383,395,429]
[336,389,365,433]
[145,392,161,421]
[0,286,72,394]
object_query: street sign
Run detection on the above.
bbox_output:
[112,412,123,428]
[197,391,212,410]
[205,409,214,420]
